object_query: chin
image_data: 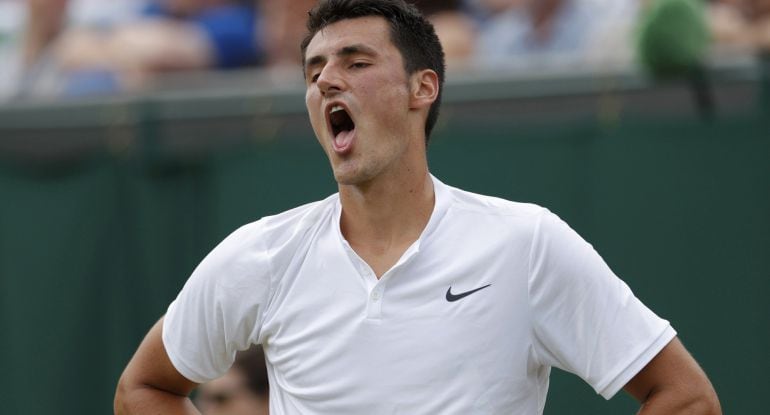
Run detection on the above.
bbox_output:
[333,171,362,186]
[332,165,375,186]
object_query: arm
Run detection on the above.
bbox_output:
[624,337,721,415]
[114,317,201,415]
[23,0,69,66]
[56,20,214,72]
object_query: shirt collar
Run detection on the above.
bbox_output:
[333,173,452,250]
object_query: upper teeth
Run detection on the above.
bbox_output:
[330,105,344,114]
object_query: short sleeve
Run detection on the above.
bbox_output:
[527,210,676,399]
[162,222,272,383]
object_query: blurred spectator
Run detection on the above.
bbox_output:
[195,345,270,415]
[258,0,475,70]
[23,0,146,67]
[465,0,640,68]
[142,0,262,69]
[259,0,317,68]
[0,0,26,101]
[257,0,475,79]
[709,0,770,52]
[412,0,477,67]
[21,0,261,97]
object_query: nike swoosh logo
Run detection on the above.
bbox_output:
[445,284,491,302]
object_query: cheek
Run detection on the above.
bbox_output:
[305,92,316,117]
[305,97,325,133]
[360,77,409,122]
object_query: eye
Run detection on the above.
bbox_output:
[350,62,370,69]
[310,73,320,83]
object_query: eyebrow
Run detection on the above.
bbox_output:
[304,44,379,75]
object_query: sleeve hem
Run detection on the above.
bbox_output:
[596,325,677,400]
[162,306,214,385]
[525,208,549,367]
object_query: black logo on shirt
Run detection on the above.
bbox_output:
[445,284,491,302]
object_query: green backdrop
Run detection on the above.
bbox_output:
[0,71,768,414]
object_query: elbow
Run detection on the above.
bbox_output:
[698,392,722,415]
[642,381,722,414]
[113,376,127,414]
[114,374,136,415]
[683,387,722,415]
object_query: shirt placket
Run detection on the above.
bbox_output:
[347,253,383,320]
[353,243,420,321]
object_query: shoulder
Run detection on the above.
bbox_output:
[250,194,338,246]
[430,180,555,252]
[198,194,338,288]
[442,182,546,221]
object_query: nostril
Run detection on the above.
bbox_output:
[321,85,341,97]
[318,80,337,95]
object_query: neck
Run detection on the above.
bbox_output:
[338,164,434,253]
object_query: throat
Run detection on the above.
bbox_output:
[339,173,436,278]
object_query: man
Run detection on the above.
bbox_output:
[114,0,722,413]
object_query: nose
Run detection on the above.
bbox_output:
[316,65,345,96]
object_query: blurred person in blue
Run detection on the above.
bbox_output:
[464,0,640,68]
[142,0,262,69]
[22,0,262,97]
[22,0,146,67]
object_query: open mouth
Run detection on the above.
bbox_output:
[327,104,356,153]
[329,105,355,137]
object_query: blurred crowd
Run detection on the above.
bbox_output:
[0,0,769,101]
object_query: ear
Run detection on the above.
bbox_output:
[409,69,439,111]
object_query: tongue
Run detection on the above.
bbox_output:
[333,128,355,153]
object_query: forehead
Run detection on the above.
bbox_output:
[305,16,396,58]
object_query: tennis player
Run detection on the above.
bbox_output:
[114,0,721,413]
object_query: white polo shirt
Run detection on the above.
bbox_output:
[163,175,675,414]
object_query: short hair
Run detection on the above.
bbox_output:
[301,0,446,142]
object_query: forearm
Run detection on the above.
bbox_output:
[114,318,200,415]
[636,388,721,415]
[23,0,68,65]
[56,21,213,74]
[114,383,200,415]
[625,338,721,415]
